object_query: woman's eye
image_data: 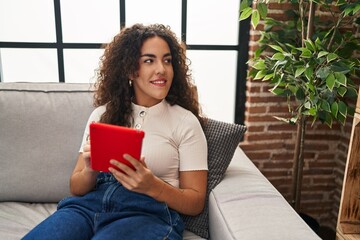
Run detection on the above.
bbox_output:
[164,58,172,64]
[144,59,153,63]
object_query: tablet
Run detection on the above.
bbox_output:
[89,122,145,172]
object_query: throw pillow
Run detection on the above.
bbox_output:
[182,118,247,238]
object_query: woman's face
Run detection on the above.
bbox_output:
[132,36,174,107]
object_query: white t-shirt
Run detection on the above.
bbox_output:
[79,100,208,187]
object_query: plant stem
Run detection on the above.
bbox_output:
[299,0,305,47]
[307,1,316,39]
[327,11,345,50]
[290,0,316,212]
[291,115,306,212]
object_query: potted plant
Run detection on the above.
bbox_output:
[239,0,360,213]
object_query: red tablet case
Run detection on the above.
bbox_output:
[89,122,145,172]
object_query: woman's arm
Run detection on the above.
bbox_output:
[153,170,208,216]
[70,142,99,196]
[109,155,207,216]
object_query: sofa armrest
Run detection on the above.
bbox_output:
[208,147,321,240]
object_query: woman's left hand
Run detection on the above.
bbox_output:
[108,154,156,195]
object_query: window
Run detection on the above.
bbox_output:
[0,0,249,124]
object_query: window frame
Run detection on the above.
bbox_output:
[0,0,250,124]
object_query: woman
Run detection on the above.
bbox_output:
[23,23,208,240]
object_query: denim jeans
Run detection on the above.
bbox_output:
[23,173,184,240]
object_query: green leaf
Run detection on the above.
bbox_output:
[326,73,336,91]
[269,45,284,53]
[295,66,306,78]
[288,85,297,94]
[270,87,285,96]
[324,112,333,128]
[344,5,354,17]
[304,39,315,52]
[334,72,347,86]
[316,67,331,80]
[331,61,351,74]
[304,67,314,81]
[344,87,358,98]
[315,38,324,50]
[252,60,266,70]
[240,0,250,11]
[337,86,347,97]
[354,3,360,14]
[307,82,316,93]
[348,105,356,117]
[318,51,329,58]
[239,7,253,20]
[257,3,268,19]
[321,100,331,112]
[308,108,317,116]
[263,73,274,81]
[327,53,338,63]
[338,101,347,118]
[296,88,305,100]
[254,70,267,80]
[271,52,285,60]
[300,48,313,58]
[251,10,260,29]
[254,48,262,59]
[337,114,346,126]
[331,102,338,118]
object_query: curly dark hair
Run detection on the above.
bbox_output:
[93,23,204,127]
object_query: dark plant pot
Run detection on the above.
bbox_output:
[299,212,320,233]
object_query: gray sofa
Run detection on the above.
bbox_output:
[0,82,321,240]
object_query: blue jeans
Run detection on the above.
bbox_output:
[23,173,184,240]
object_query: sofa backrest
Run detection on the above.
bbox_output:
[0,83,95,202]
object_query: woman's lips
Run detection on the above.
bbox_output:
[150,79,167,87]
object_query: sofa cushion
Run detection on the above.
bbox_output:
[182,119,247,239]
[0,202,205,240]
[0,83,94,202]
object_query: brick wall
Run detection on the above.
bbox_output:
[239,1,358,231]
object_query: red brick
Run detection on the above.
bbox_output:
[303,143,329,151]
[268,105,291,113]
[317,153,335,160]
[245,125,264,132]
[268,124,297,131]
[309,161,336,169]
[263,161,293,169]
[247,95,288,103]
[307,134,339,141]
[268,2,297,10]
[246,132,293,141]
[240,142,284,151]
[247,106,267,114]
[246,115,280,123]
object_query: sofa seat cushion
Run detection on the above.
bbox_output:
[0,202,57,240]
[0,202,204,240]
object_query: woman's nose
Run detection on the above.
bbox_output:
[156,62,165,75]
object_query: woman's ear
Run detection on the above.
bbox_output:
[129,72,138,80]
